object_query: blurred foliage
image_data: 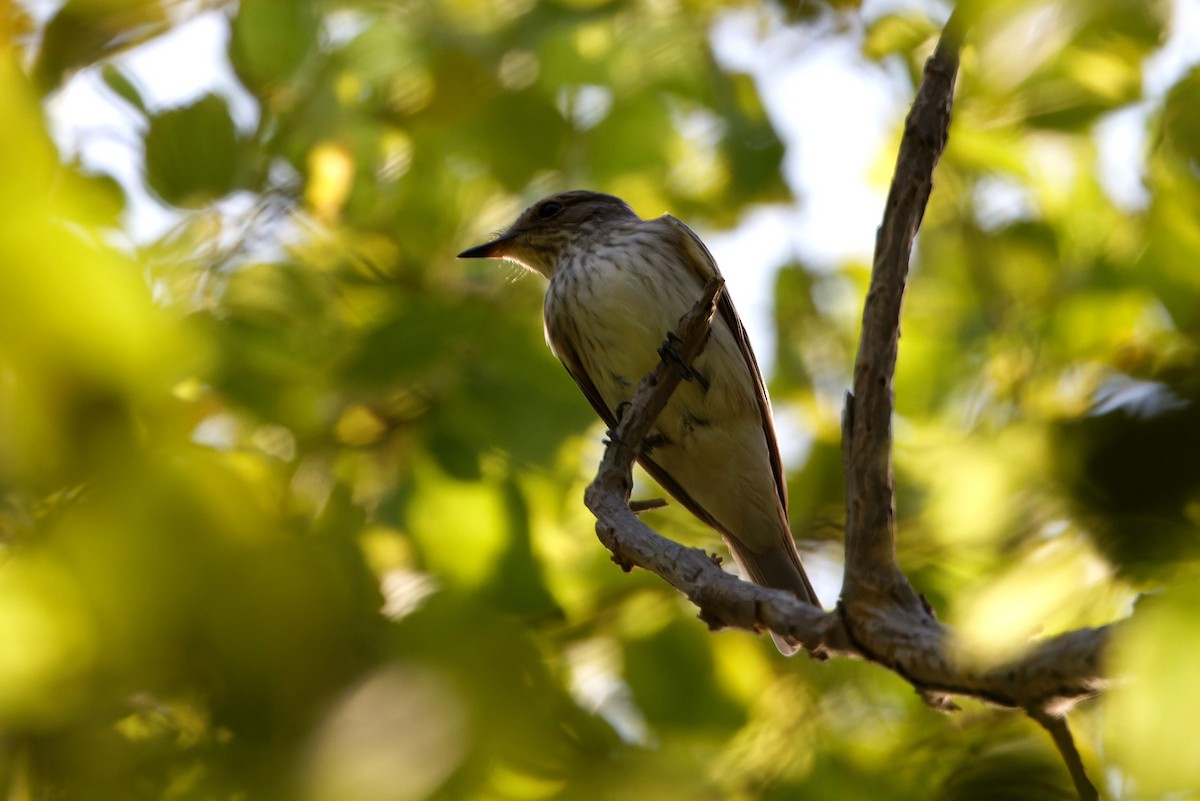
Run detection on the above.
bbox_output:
[0,0,1197,799]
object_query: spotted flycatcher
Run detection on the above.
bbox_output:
[459,191,819,653]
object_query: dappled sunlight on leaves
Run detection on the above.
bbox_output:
[302,665,469,801]
[2,0,1198,796]
[0,555,98,728]
[1107,576,1200,796]
[952,533,1126,662]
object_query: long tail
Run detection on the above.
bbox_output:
[726,537,820,655]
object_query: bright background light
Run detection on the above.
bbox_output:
[29,0,1200,379]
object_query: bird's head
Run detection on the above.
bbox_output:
[457,190,639,277]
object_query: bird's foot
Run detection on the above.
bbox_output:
[658,332,710,390]
[604,429,669,455]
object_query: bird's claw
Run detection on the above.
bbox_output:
[658,332,710,390]
[604,428,668,455]
[605,404,633,447]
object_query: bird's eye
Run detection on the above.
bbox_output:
[537,201,564,219]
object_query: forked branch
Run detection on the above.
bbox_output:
[583,9,1113,800]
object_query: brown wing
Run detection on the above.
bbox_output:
[661,214,790,514]
[551,334,619,430]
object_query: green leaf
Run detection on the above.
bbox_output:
[143,94,241,208]
[1108,581,1200,794]
[863,13,937,62]
[1052,381,1200,579]
[229,0,318,93]
[478,475,563,618]
[479,90,571,190]
[1159,67,1200,168]
[32,0,166,93]
[624,619,745,730]
[588,94,673,180]
[100,64,147,115]
[344,295,594,470]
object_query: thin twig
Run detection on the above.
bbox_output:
[1029,707,1101,801]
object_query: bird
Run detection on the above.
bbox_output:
[458,190,819,653]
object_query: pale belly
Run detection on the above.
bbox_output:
[544,251,785,553]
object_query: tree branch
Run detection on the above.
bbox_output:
[1029,707,1101,801]
[581,10,1116,799]
[583,277,856,653]
[582,275,1117,690]
[842,8,963,604]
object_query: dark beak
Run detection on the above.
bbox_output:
[457,233,515,259]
